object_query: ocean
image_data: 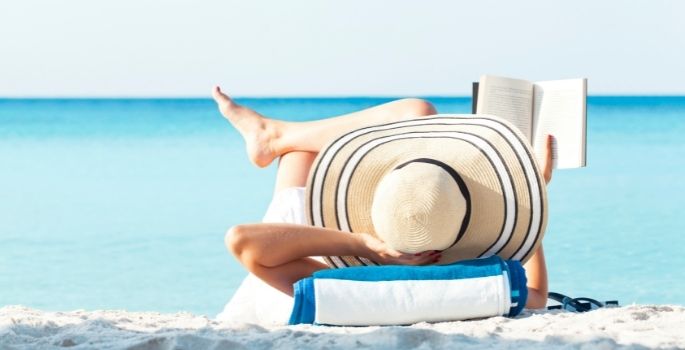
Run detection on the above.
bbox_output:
[1,97,684,316]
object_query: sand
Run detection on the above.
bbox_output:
[1,305,684,349]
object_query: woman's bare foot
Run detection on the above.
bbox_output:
[212,86,279,168]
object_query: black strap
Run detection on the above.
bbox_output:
[547,292,620,312]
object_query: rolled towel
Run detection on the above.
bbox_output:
[289,255,527,326]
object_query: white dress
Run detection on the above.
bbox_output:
[216,187,310,325]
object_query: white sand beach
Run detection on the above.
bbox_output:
[1,305,683,349]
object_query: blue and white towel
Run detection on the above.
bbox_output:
[289,255,527,326]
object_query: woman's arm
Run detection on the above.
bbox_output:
[227,223,438,268]
[226,223,438,295]
[523,245,548,308]
[523,134,554,309]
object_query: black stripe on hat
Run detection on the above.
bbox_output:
[394,158,472,248]
[457,131,517,258]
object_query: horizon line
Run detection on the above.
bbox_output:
[2,94,685,100]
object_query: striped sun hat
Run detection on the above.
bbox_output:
[305,114,548,268]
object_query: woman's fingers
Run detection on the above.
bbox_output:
[427,251,442,264]
[414,251,441,265]
[361,233,445,265]
[543,134,554,184]
[391,250,441,265]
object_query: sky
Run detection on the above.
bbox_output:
[1,0,684,97]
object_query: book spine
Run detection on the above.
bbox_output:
[472,82,479,114]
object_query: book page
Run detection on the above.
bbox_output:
[532,78,587,169]
[476,75,534,140]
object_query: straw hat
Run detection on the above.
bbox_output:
[305,114,548,267]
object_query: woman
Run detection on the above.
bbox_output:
[212,86,553,322]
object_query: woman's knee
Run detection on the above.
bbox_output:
[395,98,437,119]
[225,224,249,258]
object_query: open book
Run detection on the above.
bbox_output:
[472,75,587,169]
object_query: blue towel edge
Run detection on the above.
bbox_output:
[288,277,316,325]
[504,259,528,317]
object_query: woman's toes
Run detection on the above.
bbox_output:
[212,86,229,103]
[212,86,235,113]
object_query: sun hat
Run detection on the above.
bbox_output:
[305,114,548,268]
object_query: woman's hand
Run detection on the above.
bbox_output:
[358,233,440,265]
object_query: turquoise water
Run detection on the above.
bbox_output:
[1,97,684,316]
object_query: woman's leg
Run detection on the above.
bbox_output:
[212,86,437,167]
[274,98,436,155]
[273,151,317,193]
[241,150,326,295]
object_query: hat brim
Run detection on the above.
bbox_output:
[305,114,548,267]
